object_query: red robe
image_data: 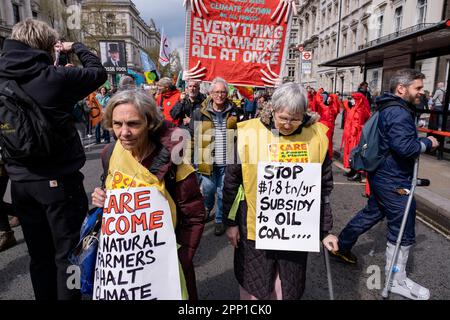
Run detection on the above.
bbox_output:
[316,93,340,158]
[307,91,317,112]
[341,92,371,168]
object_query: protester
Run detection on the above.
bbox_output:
[254,91,269,118]
[118,75,135,91]
[331,69,439,300]
[170,80,206,130]
[243,95,257,120]
[190,77,243,235]
[230,90,243,108]
[0,18,107,300]
[72,99,90,140]
[315,91,340,158]
[341,92,371,181]
[91,90,205,300]
[429,82,446,130]
[223,82,338,300]
[95,87,111,144]
[357,81,373,106]
[155,77,181,125]
[415,89,430,126]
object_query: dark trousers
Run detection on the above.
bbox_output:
[338,177,416,252]
[95,123,110,143]
[11,172,88,300]
[0,176,13,232]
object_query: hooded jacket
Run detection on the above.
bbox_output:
[0,39,107,181]
[374,93,432,187]
[155,87,181,125]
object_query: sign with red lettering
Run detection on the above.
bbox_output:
[184,0,291,87]
[93,187,181,300]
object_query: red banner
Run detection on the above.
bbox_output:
[185,0,290,87]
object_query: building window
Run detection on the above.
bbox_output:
[417,0,427,24]
[362,24,368,44]
[351,28,357,51]
[376,14,384,38]
[13,4,21,24]
[342,33,347,55]
[394,6,403,32]
[290,32,297,44]
[289,48,296,60]
[288,66,295,78]
[106,13,117,35]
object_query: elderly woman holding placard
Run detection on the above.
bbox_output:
[91,90,205,300]
[223,82,338,300]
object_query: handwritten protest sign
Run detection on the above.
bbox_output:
[184,0,290,87]
[256,162,322,252]
[93,187,181,300]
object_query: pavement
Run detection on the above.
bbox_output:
[332,113,450,236]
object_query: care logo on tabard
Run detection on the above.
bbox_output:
[111,170,150,189]
[268,142,310,163]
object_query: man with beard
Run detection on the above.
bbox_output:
[330,69,439,300]
[170,80,206,130]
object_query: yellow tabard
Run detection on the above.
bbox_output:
[237,118,329,241]
[104,141,195,300]
[105,142,195,227]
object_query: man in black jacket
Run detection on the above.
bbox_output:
[0,19,107,300]
[170,80,206,130]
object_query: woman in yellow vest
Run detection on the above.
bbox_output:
[91,90,205,300]
[223,82,339,300]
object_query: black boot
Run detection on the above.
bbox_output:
[343,168,356,177]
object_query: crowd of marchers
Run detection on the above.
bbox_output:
[0,18,441,301]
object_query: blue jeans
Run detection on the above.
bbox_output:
[198,165,226,223]
[338,178,416,251]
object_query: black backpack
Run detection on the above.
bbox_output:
[349,102,409,172]
[0,79,66,165]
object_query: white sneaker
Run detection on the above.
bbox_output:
[390,278,430,300]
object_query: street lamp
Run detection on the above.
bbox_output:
[333,0,343,93]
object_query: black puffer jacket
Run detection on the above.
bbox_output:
[0,40,107,181]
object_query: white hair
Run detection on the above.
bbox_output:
[209,77,228,93]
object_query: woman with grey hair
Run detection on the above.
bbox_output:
[155,77,181,124]
[222,82,338,300]
[91,90,205,300]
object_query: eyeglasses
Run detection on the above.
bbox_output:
[211,91,228,96]
[275,114,302,126]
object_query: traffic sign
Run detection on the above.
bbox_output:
[298,46,304,52]
[302,51,312,61]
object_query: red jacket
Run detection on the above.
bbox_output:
[155,89,181,125]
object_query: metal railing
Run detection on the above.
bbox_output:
[358,23,437,50]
